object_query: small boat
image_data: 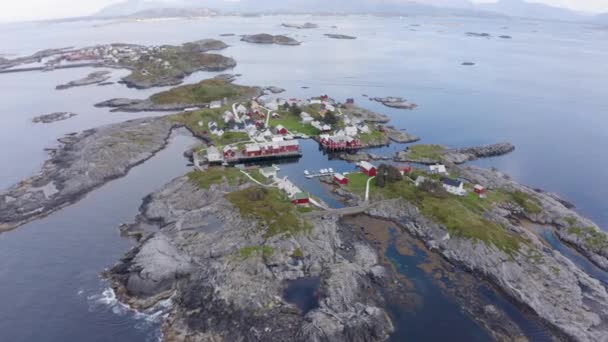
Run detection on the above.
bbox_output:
[304,170,310,175]
[328,168,334,173]
[320,169,327,174]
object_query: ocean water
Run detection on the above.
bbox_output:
[0,14,607,341]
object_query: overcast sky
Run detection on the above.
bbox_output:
[1,0,607,22]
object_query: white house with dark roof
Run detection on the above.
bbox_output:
[442,178,465,196]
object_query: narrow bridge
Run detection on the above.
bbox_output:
[303,201,381,218]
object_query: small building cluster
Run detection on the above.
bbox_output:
[319,134,362,151]
[244,140,300,157]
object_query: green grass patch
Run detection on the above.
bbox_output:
[406,144,445,161]
[568,225,608,250]
[151,78,257,105]
[187,167,248,189]
[291,248,304,258]
[271,112,320,136]
[359,127,387,146]
[239,246,275,259]
[248,169,270,184]
[226,187,311,238]
[345,172,372,196]
[366,178,524,254]
[169,107,250,145]
[489,190,542,214]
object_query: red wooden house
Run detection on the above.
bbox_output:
[276,125,288,135]
[334,173,349,185]
[474,185,487,197]
[360,161,377,176]
[292,192,310,205]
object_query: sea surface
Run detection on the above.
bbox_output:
[0,15,607,341]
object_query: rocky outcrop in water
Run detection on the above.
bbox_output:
[466,32,491,38]
[107,177,394,341]
[56,70,112,90]
[282,23,318,29]
[394,142,515,164]
[366,197,608,342]
[370,97,417,110]
[32,112,78,123]
[241,34,301,46]
[324,34,357,40]
[443,143,515,164]
[95,98,207,113]
[0,117,177,232]
[385,126,419,143]
[265,86,285,94]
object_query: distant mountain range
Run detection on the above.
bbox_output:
[94,0,606,23]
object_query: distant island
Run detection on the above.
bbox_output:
[281,22,318,29]
[241,34,301,46]
[0,39,236,89]
[324,33,357,40]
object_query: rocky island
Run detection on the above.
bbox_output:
[281,22,318,29]
[394,143,515,164]
[324,33,357,40]
[0,117,178,232]
[3,71,608,342]
[371,96,418,110]
[241,34,301,46]
[56,70,111,90]
[32,112,78,124]
[96,76,261,113]
[1,39,236,89]
[106,173,394,341]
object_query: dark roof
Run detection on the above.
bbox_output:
[442,178,463,187]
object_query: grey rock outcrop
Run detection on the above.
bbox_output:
[459,165,608,271]
[56,70,111,90]
[32,112,77,123]
[324,34,357,40]
[108,176,394,341]
[367,199,608,342]
[241,34,301,46]
[443,143,515,164]
[0,117,176,232]
[370,97,417,110]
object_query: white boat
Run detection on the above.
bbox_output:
[320,169,327,174]
[328,168,334,173]
[304,170,310,175]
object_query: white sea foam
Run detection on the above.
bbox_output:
[88,287,174,324]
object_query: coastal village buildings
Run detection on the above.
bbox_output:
[300,112,314,124]
[319,134,362,150]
